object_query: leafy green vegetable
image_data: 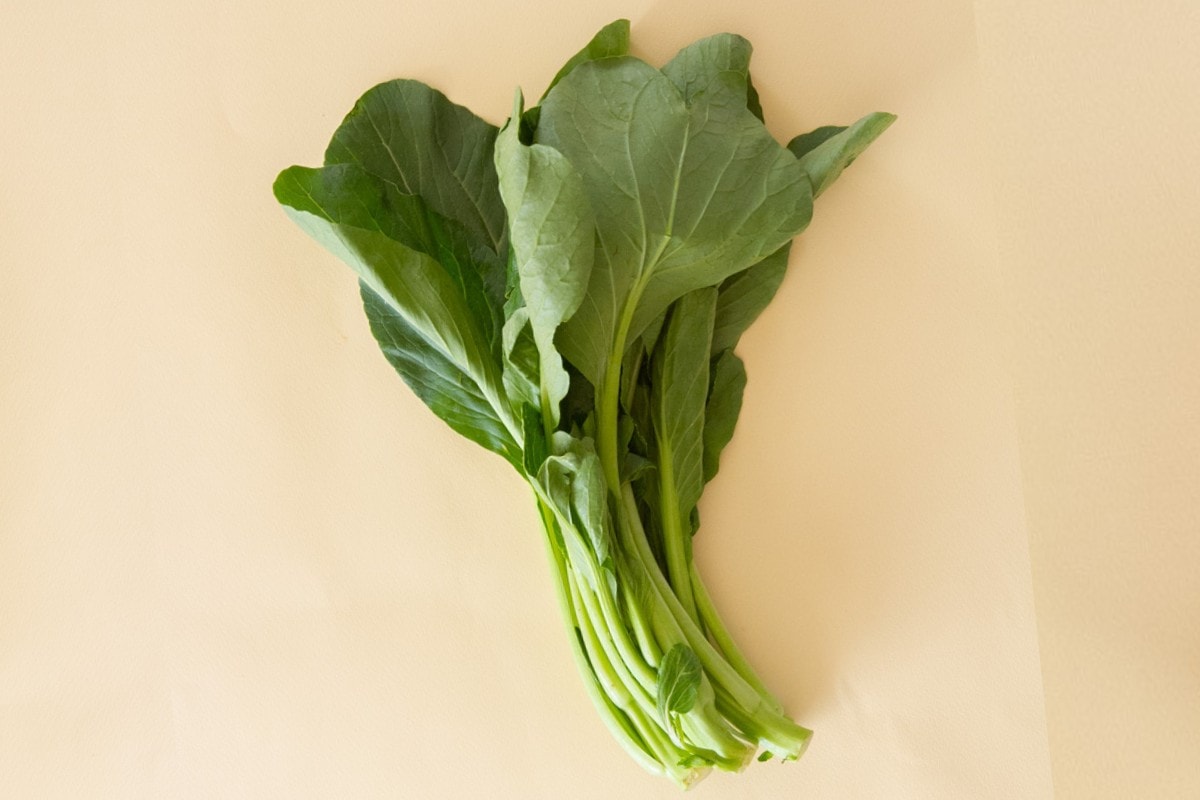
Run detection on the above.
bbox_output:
[274,19,892,788]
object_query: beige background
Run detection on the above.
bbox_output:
[0,1,1195,798]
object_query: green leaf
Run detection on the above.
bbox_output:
[325,79,509,257]
[501,309,541,408]
[787,125,845,160]
[362,284,522,468]
[653,288,718,535]
[538,56,813,387]
[657,644,703,717]
[277,163,503,347]
[702,350,747,483]
[538,436,614,589]
[710,243,790,355]
[495,91,595,425]
[541,19,631,100]
[787,111,897,198]
[661,32,754,113]
[274,167,520,464]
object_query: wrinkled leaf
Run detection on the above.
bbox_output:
[495,92,595,425]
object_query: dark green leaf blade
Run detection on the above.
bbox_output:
[787,111,897,197]
[324,79,509,256]
[541,19,631,100]
[277,163,503,347]
[702,350,747,483]
[274,168,521,463]
[710,243,790,355]
[362,283,522,468]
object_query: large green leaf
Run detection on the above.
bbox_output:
[494,93,595,425]
[277,163,503,347]
[325,79,509,260]
[657,643,703,717]
[787,111,896,198]
[537,56,813,387]
[273,167,521,463]
[652,288,718,540]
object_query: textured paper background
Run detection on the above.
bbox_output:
[1,1,1195,797]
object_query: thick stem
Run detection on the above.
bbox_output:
[615,483,764,714]
[534,498,662,776]
[690,562,783,714]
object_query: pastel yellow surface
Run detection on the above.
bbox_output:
[0,1,1194,797]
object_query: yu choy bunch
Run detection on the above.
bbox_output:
[274,19,893,788]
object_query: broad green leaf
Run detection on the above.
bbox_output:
[657,643,703,717]
[710,243,790,355]
[787,111,897,197]
[273,168,521,461]
[495,92,595,425]
[325,79,509,258]
[541,19,631,100]
[277,163,502,346]
[362,285,522,467]
[538,56,813,387]
[702,350,747,483]
[652,288,718,539]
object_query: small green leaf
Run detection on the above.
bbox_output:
[788,112,897,198]
[541,19,631,100]
[703,350,747,483]
[522,404,549,474]
[710,244,790,356]
[787,125,846,160]
[657,644,703,718]
[501,309,541,408]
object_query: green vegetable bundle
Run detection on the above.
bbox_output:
[274,19,892,787]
